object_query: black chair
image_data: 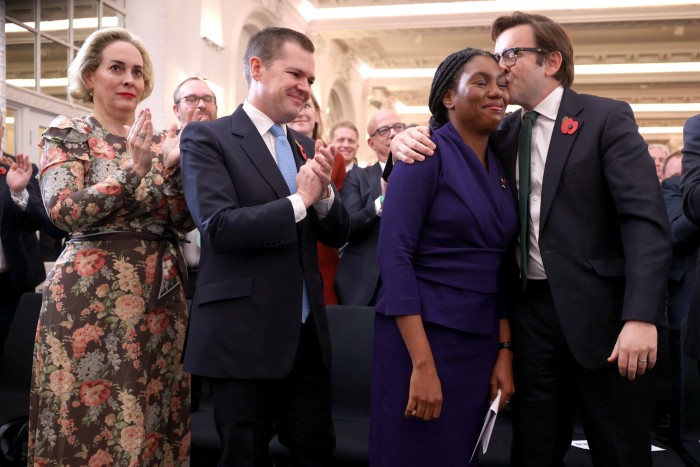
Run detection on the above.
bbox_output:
[682,354,700,466]
[269,305,375,466]
[0,292,42,466]
[326,304,374,464]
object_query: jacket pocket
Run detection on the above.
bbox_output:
[197,277,254,305]
[589,258,625,277]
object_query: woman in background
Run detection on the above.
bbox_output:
[29,27,192,466]
[370,48,516,466]
[290,94,346,304]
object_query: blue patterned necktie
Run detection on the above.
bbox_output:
[268,124,310,323]
[270,124,298,193]
[518,111,540,290]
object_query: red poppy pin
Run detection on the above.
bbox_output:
[0,167,7,175]
[561,116,579,135]
[295,141,309,160]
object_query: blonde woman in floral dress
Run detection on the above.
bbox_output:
[28,28,193,466]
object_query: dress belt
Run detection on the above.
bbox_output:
[69,231,187,310]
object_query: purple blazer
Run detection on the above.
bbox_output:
[375,122,518,336]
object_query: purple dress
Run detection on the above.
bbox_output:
[370,122,518,466]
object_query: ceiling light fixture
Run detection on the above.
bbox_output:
[300,0,696,21]
[363,62,700,80]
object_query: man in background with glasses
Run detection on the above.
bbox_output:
[172,77,219,300]
[173,76,218,127]
[172,77,219,411]
[335,109,404,306]
[389,11,670,467]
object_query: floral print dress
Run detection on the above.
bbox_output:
[28,115,193,467]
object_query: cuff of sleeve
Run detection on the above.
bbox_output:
[10,189,30,210]
[313,185,334,219]
[374,195,384,217]
[116,165,143,194]
[288,194,308,222]
[162,163,183,195]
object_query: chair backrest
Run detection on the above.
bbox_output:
[327,305,374,420]
[684,354,700,435]
[0,293,42,390]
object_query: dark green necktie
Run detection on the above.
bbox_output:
[518,111,539,289]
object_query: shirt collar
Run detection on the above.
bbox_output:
[242,99,286,137]
[527,86,564,122]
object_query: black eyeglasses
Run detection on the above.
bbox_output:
[178,94,215,105]
[494,47,548,66]
[370,123,406,137]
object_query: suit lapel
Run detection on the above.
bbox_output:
[539,88,584,230]
[287,128,311,171]
[231,107,291,198]
[368,163,383,200]
[439,126,494,240]
[491,112,521,207]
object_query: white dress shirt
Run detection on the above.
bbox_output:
[515,86,564,280]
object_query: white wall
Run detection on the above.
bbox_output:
[124,0,373,162]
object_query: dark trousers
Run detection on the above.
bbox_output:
[0,272,22,353]
[206,319,335,467]
[510,280,655,467]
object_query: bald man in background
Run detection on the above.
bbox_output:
[335,109,405,306]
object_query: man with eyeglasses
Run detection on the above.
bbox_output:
[172,77,219,411]
[171,77,219,300]
[335,109,404,306]
[173,76,218,126]
[389,11,670,467]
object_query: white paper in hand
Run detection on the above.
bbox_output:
[469,389,501,463]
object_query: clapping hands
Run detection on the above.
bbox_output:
[296,140,336,207]
[125,108,154,177]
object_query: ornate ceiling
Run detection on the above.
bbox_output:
[302,1,700,145]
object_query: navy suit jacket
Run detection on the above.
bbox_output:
[0,155,64,292]
[680,113,700,360]
[491,88,672,369]
[662,175,700,331]
[335,162,383,305]
[180,106,350,379]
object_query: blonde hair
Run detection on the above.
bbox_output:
[68,27,154,103]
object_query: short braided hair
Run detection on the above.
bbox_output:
[428,48,496,130]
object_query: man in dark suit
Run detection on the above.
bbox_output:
[0,139,58,351]
[335,109,403,306]
[388,12,671,467]
[1,113,66,350]
[661,170,700,450]
[681,113,700,375]
[180,27,350,466]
